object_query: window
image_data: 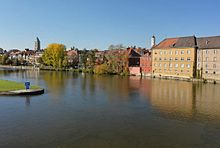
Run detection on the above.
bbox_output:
[159,63,162,67]
[181,50,184,54]
[214,50,217,54]
[206,50,208,54]
[154,58,157,61]
[181,57,184,61]
[181,64,185,68]
[170,51,173,55]
[206,71,208,74]
[198,58,200,62]
[175,51,179,55]
[198,64,200,68]
[175,57,178,61]
[187,57,191,61]
[170,57,173,61]
[213,64,216,68]
[214,71,216,74]
[154,64,157,67]
[187,64,191,68]
[164,51,167,54]
[206,57,208,61]
[164,64,167,68]
[160,51,163,55]
[164,58,167,61]
[159,58,162,61]
[206,64,208,68]
[169,64,172,68]
[175,64,178,68]
[187,50,191,54]
[214,57,217,61]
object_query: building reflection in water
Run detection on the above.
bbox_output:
[149,80,195,119]
[140,79,220,122]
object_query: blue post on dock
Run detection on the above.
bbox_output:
[25,82,30,90]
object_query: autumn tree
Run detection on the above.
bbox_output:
[105,44,129,74]
[79,48,89,69]
[86,49,97,69]
[42,43,67,68]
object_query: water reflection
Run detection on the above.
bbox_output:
[1,70,220,147]
[146,79,220,122]
[25,96,31,106]
[1,70,220,123]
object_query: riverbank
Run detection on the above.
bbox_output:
[0,65,38,70]
[0,79,44,95]
[1,65,219,84]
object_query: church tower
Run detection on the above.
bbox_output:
[34,37,41,51]
[151,35,156,47]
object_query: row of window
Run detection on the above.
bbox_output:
[157,50,191,55]
[198,64,217,69]
[203,50,218,54]
[155,57,191,61]
[154,63,191,68]
[205,71,217,74]
[198,57,217,62]
[154,69,191,73]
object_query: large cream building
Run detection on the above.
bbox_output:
[152,36,197,78]
[197,36,220,81]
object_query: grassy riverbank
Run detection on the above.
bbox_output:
[0,79,40,92]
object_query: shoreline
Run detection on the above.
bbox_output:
[1,65,219,84]
[0,79,45,96]
[0,89,45,96]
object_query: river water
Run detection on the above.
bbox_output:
[1,69,220,148]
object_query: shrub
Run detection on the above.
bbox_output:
[94,64,109,75]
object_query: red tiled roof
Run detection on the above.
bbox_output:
[153,36,196,49]
[67,50,78,56]
[154,38,179,49]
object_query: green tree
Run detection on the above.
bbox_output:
[80,48,88,69]
[0,54,10,65]
[87,50,96,69]
[42,43,66,68]
[0,48,4,54]
[94,64,109,74]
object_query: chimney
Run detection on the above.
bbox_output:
[151,35,156,47]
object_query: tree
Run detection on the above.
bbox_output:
[108,44,126,50]
[105,49,129,74]
[86,50,96,69]
[79,48,89,69]
[0,54,10,65]
[94,64,109,74]
[0,48,4,54]
[42,43,66,68]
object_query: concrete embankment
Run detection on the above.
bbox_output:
[0,65,38,70]
[0,89,44,96]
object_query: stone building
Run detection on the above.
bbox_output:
[140,51,152,76]
[197,36,220,81]
[152,36,197,78]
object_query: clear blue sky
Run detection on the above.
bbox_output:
[0,0,220,50]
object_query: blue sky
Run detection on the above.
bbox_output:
[0,0,220,50]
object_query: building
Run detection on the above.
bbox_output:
[67,49,79,67]
[197,36,220,81]
[34,37,41,51]
[127,47,142,75]
[140,51,152,76]
[152,36,197,78]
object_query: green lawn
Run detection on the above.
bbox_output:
[0,79,40,92]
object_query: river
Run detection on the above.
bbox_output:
[1,69,220,148]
